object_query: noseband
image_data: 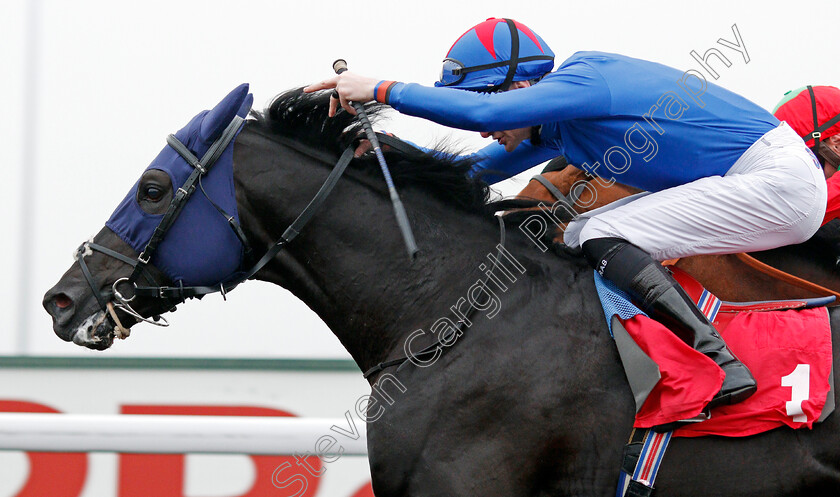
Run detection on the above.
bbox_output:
[74,237,162,338]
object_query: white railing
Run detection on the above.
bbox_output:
[0,414,367,455]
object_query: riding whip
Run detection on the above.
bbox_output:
[332,59,418,260]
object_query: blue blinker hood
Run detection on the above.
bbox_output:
[106,84,253,286]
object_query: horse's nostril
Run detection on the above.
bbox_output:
[55,293,73,309]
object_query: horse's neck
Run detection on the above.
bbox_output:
[314,199,504,373]
[233,133,507,375]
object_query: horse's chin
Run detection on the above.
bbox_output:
[70,310,116,350]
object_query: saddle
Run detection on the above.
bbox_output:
[604,267,836,497]
[597,266,835,437]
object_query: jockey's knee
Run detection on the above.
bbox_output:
[578,217,626,249]
[581,236,628,270]
[581,237,653,289]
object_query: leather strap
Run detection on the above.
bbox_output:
[76,241,142,311]
[809,85,821,152]
[529,174,581,211]
[664,253,840,302]
[499,18,520,92]
[733,252,840,300]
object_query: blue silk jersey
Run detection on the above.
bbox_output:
[384,51,779,190]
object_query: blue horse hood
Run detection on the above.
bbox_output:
[106,84,253,286]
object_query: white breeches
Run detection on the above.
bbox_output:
[564,122,827,261]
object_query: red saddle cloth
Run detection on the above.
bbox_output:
[624,267,834,437]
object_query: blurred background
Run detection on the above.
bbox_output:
[0,0,837,495]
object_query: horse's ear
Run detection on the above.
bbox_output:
[239,93,254,119]
[200,83,251,142]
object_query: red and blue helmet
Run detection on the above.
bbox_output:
[436,18,555,92]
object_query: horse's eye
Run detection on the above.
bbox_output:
[136,170,172,215]
[144,185,164,201]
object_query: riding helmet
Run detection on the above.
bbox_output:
[773,85,840,155]
[436,18,555,92]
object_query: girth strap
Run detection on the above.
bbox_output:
[616,428,672,497]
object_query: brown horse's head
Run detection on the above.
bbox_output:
[514,160,642,245]
[517,164,642,215]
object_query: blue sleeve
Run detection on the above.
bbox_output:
[400,139,560,185]
[385,61,612,131]
[468,140,561,184]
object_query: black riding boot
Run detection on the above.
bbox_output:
[583,237,757,410]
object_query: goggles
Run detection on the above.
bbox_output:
[438,55,554,89]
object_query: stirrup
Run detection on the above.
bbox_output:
[652,410,711,433]
[706,381,757,411]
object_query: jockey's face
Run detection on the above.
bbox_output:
[822,135,840,179]
[479,80,532,152]
[826,135,840,156]
[481,127,532,152]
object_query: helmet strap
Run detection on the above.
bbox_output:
[497,18,520,92]
[809,86,823,154]
[805,85,840,159]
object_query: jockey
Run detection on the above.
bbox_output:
[773,85,840,222]
[306,18,827,410]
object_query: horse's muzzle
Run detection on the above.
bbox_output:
[43,286,81,341]
[43,285,115,349]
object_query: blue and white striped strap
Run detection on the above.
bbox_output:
[697,289,721,322]
[616,429,673,497]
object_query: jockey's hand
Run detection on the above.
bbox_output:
[354,132,396,158]
[304,72,378,118]
[354,139,373,158]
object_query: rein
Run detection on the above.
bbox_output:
[529,173,585,213]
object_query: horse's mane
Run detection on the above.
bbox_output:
[249,88,493,215]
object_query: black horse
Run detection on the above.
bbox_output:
[43,87,840,496]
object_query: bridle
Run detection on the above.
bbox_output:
[75,114,248,332]
[75,116,419,333]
